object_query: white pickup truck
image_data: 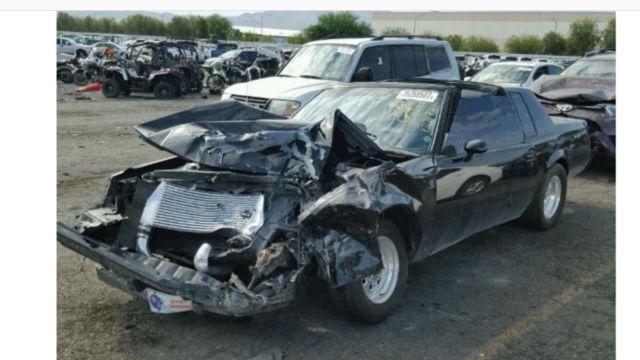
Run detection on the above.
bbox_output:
[222,36,460,116]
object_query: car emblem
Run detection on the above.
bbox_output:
[556,104,574,112]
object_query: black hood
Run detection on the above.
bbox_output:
[531,75,615,104]
[135,100,388,180]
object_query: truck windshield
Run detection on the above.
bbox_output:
[278,44,356,81]
[294,87,446,154]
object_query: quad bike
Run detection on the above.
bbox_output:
[57,54,81,84]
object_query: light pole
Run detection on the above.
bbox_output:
[260,13,273,42]
[413,13,425,35]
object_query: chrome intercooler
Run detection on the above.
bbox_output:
[139,182,265,235]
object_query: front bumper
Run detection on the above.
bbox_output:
[57,222,298,316]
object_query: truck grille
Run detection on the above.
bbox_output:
[230,94,269,109]
[141,182,264,235]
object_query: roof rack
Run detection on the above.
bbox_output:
[585,48,615,57]
[380,78,505,95]
[371,35,443,41]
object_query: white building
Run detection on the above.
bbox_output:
[372,11,614,49]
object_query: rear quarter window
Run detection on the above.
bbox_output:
[509,92,537,137]
[426,46,451,72]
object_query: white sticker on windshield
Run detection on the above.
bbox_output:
[396,89,439,102]
[337,46,355,55]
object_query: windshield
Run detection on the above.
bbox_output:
[294,87,446,154]
[279,44,356,81]
[561,59,616,78]
[472,64,533,84]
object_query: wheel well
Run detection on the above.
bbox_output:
[555,158,569,174]
[382,206,421,260]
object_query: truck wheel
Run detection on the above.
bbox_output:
[207,74,225,91]
[518,163,567,230]
[329,219,408,324]
[154,81,176,99]
[101,78,121,98]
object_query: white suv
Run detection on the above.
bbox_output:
[221,36,460,116]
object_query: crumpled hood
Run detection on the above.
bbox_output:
[225,76,341,101]
[531,75,615,103]
[135,100,386,180]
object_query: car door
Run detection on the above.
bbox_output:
[428,89,536,253]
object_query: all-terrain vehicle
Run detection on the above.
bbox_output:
[101,41,202,99]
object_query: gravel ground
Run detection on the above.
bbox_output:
[57,83,615,360]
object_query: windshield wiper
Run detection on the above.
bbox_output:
[299,74,323,79]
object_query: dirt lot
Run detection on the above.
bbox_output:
[57,83,615,360]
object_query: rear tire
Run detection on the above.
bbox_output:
[329,220,408,323]
[517,163,567,230]
[207,74,225,91]
[72,70,90,86]
[154,81,177,99]
[101,78,121,98]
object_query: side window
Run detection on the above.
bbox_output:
[57,38,60,45]
[425,46,451,72]
[509,93,537,137]
[548,66,562,75]
[391,45,418,78]
[356,46,391,80]
[441,90,524,156]
[533,66,548,80]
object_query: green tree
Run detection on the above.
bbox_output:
[601,18,615,49]
[57,12,79,31]
[121,14,165,36]
[303,12,372,40]
[541,31,566,55]
[566,17,600,55]
[381,27,408,36]
[206,14,233,41]
[444,34,464,51]
[461,36,499,52]
[168,16,195,38]
[505,35,543,54]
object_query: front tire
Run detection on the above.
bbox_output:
[329,220,408,323]
[518,163,567,230]
[58,68,73,83]
[101,78,121,98]
[207,74,225,91]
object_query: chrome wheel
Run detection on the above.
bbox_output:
[543,175,562,219]
[361,235,400,304]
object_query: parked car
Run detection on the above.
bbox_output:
[531,51,615,159]
[211,42,239,57]
[57,79,590,323]
[57,36,92,58]
[222,36,460,116]
[469,61,563,87]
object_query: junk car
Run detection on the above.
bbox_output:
[57,80,590,323]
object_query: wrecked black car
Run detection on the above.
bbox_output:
[57,80,591,323]
[531,52,616,159]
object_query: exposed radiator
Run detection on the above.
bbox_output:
[139,182,265,235]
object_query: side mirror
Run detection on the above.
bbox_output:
[353,66,373,82]
[463,76,471,81]
[464,139,488,154]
